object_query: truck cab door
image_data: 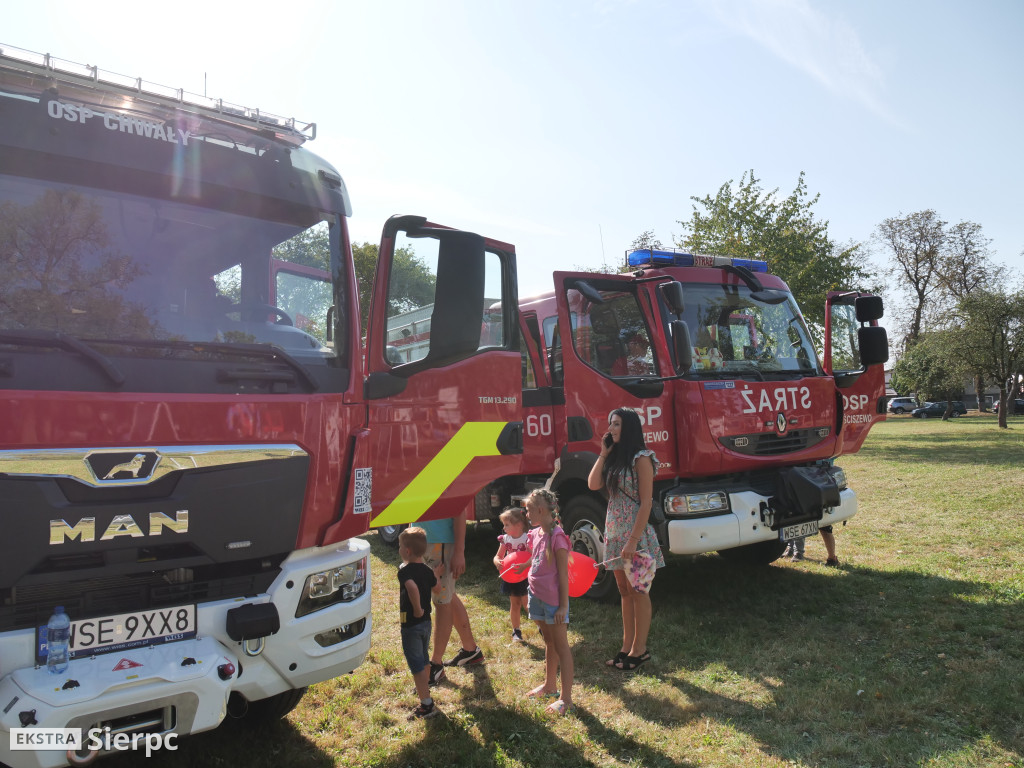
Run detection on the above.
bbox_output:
[363,216,522,529]
[519,309,559,475]
[825,291,889,455]
[550,271,672,473]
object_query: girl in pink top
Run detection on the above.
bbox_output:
[518,488,574,715]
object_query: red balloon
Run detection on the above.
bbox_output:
[499,549,531,583]
[566,551,598,597]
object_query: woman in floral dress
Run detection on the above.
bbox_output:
[587,407,665,671]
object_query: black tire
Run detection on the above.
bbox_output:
[561,495,615,600]
[377,524,406,547]
[475,488,502,532]
[950,411,961,418]
[893,407,905,414]
[716,539,787,566]
[230,687,308,724]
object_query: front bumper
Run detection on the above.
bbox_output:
[665,487,857,555]
[0,539,371,768]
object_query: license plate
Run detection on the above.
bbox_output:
[38,604,197,662]
[780,520,819,542]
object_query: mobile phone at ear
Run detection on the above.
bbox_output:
[603,433,613,448]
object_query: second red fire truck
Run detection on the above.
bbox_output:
[478,249,888,597]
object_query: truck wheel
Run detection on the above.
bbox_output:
[377,524,406,547]
[716,539,787,566]
[475,488,502,532]
[562,495,615,600]
[230,687,308,724]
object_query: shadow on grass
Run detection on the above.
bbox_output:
[577,553,1024,765]
[402,527,1024,765]
[103,714,337,768]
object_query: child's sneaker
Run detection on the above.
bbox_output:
[408,700,438,720]
[428,662,446,686]
[445,646,484,666]
[511,628,524,643]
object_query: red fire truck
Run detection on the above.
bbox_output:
[0,45,521,767]
[481,249,888,597]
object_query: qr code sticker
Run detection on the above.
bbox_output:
[353,467,372,515]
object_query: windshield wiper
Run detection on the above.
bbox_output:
[0,329,125,386]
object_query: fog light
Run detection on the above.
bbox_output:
[828,465,848,490]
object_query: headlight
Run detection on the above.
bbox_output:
[666,491,729,516]
[827,465,848,491]
[296,556,368,618]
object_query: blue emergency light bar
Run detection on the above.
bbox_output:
[626,248,768,273]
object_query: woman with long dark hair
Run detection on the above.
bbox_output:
[587,407,665,671]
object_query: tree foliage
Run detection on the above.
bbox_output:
[875,210,946,348]
[677,171,874,336]
[352,241,436,336]
[952,288,1024,428]
[891,331,970,418]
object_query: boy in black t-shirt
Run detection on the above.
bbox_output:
[398,526,442,719]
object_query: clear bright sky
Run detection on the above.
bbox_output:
[5,0,1023,296]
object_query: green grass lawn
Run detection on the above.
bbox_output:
[122,412,1024,768]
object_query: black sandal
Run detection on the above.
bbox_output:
[605,651,628,668]
[615,650,650,671]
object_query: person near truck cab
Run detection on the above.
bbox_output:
[397,527,442,719]
[419,509,484,685]
[588,407,665,671]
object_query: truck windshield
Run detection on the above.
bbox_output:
[0,174,335,361]
[678,283,821,377]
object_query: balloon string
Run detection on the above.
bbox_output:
[595,550,652,568]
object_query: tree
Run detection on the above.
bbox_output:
[938,220,996,410]
[952,288,1024,429]
[874,210,946,349]
[677,171,874,338]
[271,223,331,342]
[630,230,664,251]
[352,242,436,336]
[272,223,329,271]
[0,189,149,337]
[891,331,970,419]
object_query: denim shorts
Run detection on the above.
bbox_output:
[528,592,569,625]
[400,620,432,675]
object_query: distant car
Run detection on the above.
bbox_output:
[994,398,1024,415]
[888,397,918,414]
[911,401,967,418]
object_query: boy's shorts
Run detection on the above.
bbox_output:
[423,543,455,604]
[400,620,432,675]
[528,592,569,624]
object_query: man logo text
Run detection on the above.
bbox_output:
[50,511,189,545]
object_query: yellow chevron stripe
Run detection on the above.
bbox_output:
[369,421,506,527]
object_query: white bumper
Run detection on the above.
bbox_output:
[666,487,857,555]
[0,539,371,768]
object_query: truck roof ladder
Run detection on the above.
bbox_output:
[0,42,315,145]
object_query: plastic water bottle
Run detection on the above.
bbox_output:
[46,606,70,674]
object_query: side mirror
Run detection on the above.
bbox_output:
[670,320,693,373]
[660,281,685,315]
[425,230,487,364]
[855,295,884,323]
[858,326,889,366]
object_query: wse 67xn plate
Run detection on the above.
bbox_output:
[779,520,819,543]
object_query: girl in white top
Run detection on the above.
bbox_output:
[492,506,530,642]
